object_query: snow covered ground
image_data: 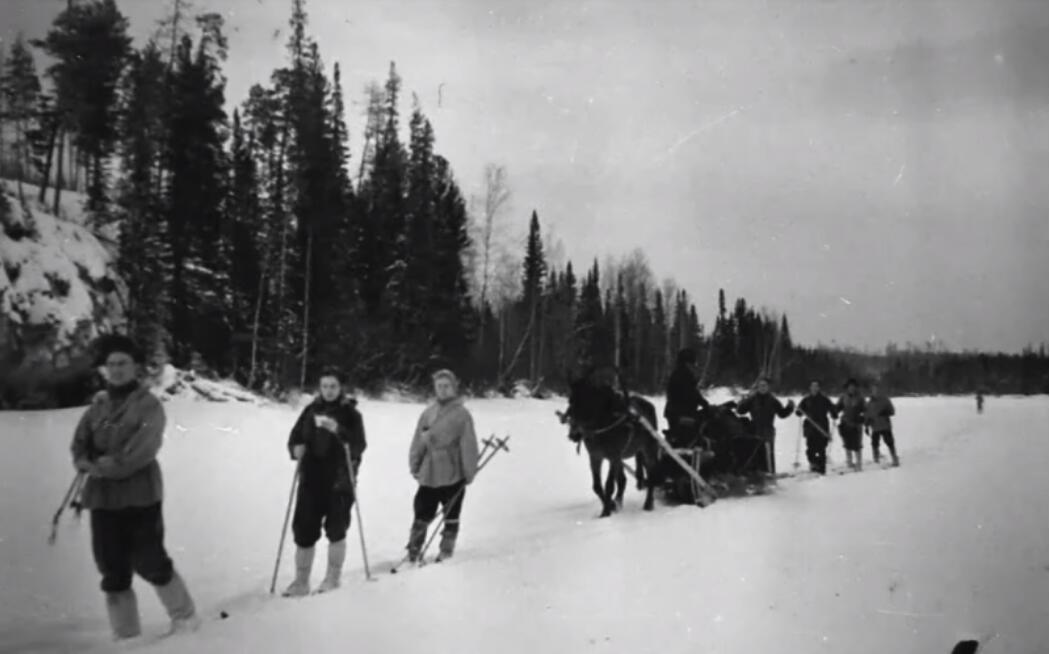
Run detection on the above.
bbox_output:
[0,394,1045,653]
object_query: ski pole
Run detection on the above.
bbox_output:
[390,437,497,575]
[342,447,373,582]
[417,435,510,565]
[269,461,301,595]
[793,418,803,470]
[48,471,85,545]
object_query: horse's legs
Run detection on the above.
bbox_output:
[634,453,646,490]
[603,460,621,516]
[615,467,627,507]
[641,446,658,511]
[590,454,613,517]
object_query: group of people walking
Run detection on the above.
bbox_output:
[67,335,479,642]
[664,348,899,476]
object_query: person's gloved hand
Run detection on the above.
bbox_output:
[292,444,306,460]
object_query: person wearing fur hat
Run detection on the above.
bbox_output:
[405,369,480,563]
[70,335,199,641]
[283,367,367,597]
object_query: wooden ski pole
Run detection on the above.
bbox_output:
[343,447,373,581]
[269,462,301,595]
[48,472,85,545]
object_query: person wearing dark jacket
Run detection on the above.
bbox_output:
[795,380,839,474]
[735,378,795,475]
[70,336,198,641]
[283,368,367,597]
[406,369,480,563]
[835,378,867,471]
[663,348,711,446]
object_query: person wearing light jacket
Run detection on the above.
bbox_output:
[406,369,480,562]
[865,381,899,467]
[70,335,198,641]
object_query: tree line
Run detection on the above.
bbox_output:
[1,0,1044,404]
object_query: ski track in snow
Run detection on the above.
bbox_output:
[0,396,1045,653]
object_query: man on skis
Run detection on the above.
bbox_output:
[795,380,839,474]
[865,381,899,467]
[835,378,867,471]
[406,369,480,563]
[663,348,711,447]
[734,377,796,475]
[70,335,199,641]
[283,367,367,597]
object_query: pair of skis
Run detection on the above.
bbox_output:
[390,434,510,574]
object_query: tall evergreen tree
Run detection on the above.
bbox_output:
[36,0,131,219]
[522,210,547,383]
[116,42,170,359]
[1,34,41,200]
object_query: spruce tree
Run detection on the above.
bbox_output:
[522,210,547,383]
[1,34,41,200]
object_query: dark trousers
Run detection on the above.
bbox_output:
[413,481,466,526]
[805,437,828,474]
[292,484,353,548]
[871,430,897,457]
[839,425,862,451]
[91,503,174,593]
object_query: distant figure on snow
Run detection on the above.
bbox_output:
[976,391,984,414]
[735,377,795,475]
[663,348,711,446]
[406,369,480,563]
[70,335,199,641]
[283,367,367,597]
[795,380,839,474]
[836,379,867,471]
[865,382,899,467]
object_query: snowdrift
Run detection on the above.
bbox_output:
[0,395,1045,653]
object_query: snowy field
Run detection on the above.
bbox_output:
[0,394,1046,653]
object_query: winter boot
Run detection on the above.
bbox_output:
[105,589,142,641]
[316,540,347,593]
[154,572,200,635]
[282,546,314,598]
[872,448,881,464]
[891,452,900,467]
[436,521,459,562]
[406,520,428,562]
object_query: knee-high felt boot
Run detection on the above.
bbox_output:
[154,572,200,634]
[105,589,142,641]
[316,540,347,593]
[406,520,428,562]
[282,546,314,598]
[437,520,459,562]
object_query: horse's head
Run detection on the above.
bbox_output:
[565,373,624,431]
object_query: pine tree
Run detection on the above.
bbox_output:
[163,20,231,371]
[116,42,170,359]
[37,0,131,219]
[1,34,41,200]
[522,210,547,383]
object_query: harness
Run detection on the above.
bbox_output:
[566,412,636,456]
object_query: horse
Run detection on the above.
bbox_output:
[562,372,661,517]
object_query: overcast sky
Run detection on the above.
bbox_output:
[4,0,1046,352]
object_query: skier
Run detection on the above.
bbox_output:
[735,377,796,475]
[70,335,199,641]
[663,348,711,446]
[865,381,899,467]
[976,391,985,414]
[406,369,480,563]
[283,367,367,597]
[795,380,839,474]
[835,378,867,471]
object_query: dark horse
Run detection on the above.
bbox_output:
[562,371,661,517]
